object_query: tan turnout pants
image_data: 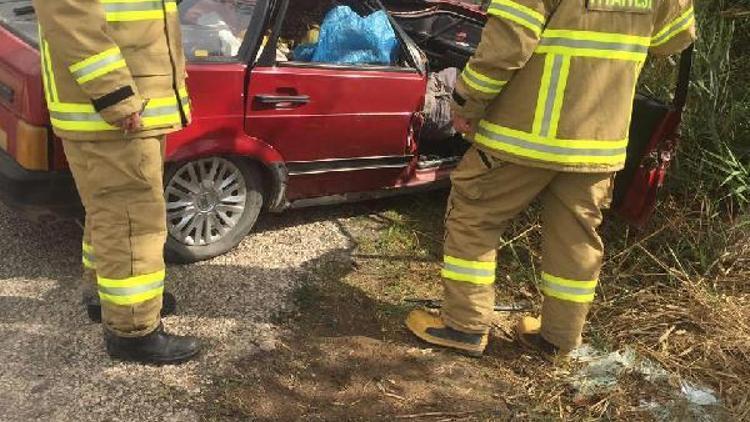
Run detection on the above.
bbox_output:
[64,136,167,337]
[442,147,613,351]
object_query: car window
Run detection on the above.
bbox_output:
[268,2,413,70]
[180,0,257,61]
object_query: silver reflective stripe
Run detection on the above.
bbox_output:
[462,70,504,93]
[142,104,179,117]
[652,11,694,45]
[70,53,124,81]
[98,280,165,297]
[83,251,95,263]
[542,281,596,296]
[103,1,164,12]
[476,126,627,157]
[49,111,105,122]
[540,37,649,54]
[489,2,544,32]
[540,55,564,137]
[443,263,495,277]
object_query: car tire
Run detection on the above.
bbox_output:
[163,156,264,264]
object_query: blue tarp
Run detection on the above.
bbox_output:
[293,6,398,65]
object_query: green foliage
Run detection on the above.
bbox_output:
[677,0,750,208]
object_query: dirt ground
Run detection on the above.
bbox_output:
[209,193,739,421]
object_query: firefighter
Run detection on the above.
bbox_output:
[32,0,200,364]
[406,0,696,358]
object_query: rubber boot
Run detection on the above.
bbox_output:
[104,323,201,364]
[85,292,177,323]
[515,316,571,363]
[405,309,488,357]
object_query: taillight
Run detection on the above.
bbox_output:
[16,120,48,171]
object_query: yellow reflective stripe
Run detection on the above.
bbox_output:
[532,54,571,138]
[142,113,182,127]
[540,272,597,303]
[50,118,116,132]
[442,255,496,285]
[43,41,59,102]
[102,0,177,21]
[535,45,646,61]
[83,256,96,270]
[543,29,651,46]
[488,0,545,36]
[537,29,649,61]
[475,120,628,165]
[461,64,507,95]
[444,255,496,270]
[548,55,570,139]
[48,93,183,132]
[442,269,495,285]
[69,47,120,73]
[82,242,96,269]
[98,269,165,305]
[533,54,555,136]
[98,269,165,288]
[99,286,164,305]
[652,7,695,47]
[76,59,127,84]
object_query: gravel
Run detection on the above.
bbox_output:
[0,201,354,421]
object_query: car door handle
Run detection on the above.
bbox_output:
[255,95,310,106]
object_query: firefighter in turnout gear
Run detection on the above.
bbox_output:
[406,0,696,358]
[33,0,200,364]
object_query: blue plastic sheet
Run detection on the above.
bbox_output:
[293,6,398,65]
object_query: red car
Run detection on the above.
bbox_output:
[0,0,686,262]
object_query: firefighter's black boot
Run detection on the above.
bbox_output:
[515,316,570,363]
[85,292,177,323]
[104,324,201,364]
[405,309,488,357]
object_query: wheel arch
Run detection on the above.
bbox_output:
[165,133,289,212]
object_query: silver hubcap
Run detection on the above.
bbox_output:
[165,157,247,246]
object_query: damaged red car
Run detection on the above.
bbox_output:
[0,0,688,262]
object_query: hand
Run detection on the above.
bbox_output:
[117,112,143,133]
[452,114,473,134]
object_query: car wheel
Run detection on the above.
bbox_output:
[163,156,264,263]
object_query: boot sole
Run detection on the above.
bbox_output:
[107,351,200,365]
[406,318,484,358]
[107,348,201,365]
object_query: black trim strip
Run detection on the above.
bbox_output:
[92,85,135,112]
[287,156,412,176]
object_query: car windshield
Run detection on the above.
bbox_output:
[179,0,257,61]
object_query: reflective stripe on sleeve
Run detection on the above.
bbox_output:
[651,7,695,47]
[441,255,496,285]
[487,0,546,36]
[460,64,507,95]
[98,269,165,305]
[69,47,127,85]
[540,272,597,303]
